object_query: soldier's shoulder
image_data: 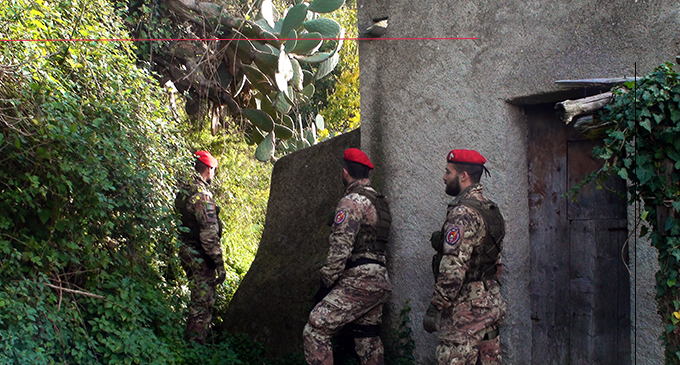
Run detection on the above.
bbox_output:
[344,192,372,206]
[337,193,366,210]
[448,203,484,224]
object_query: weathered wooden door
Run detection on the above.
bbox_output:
[527,103,630,365]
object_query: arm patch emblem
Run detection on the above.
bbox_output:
[334,211,346,224]
[204,201,217,224]
[446,227,461,245]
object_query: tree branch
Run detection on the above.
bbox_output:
[45,283,105,300]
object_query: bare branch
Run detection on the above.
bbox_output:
[45,283,105,300]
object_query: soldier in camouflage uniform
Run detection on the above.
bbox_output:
[303,148,392,365]
[175,150,226,344]
[423,149,507,365]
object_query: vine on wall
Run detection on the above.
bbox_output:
[592,62,680,363]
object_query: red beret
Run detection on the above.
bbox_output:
[344,148,374,169]
[447,149,486,166]
[195,150,219,168]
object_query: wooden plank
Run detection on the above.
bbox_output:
[528,104,571,365]
[555,77,640,88]
[569,219,629,365]
[567,137,629,364]
[567,139,627,221]
[568,219,596,365]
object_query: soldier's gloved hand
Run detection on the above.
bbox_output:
[314,280,333,304]
[215,263,226,286]
[423,304,441,333]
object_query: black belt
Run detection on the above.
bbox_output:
[345,257,385,269]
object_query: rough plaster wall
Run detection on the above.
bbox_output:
[357,0,678,363]
[629,201,664,365]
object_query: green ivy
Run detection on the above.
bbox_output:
[384,301,416,365]
[592,62,680,363]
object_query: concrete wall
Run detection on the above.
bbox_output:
[357,0,678,363]
[221,130,360,355]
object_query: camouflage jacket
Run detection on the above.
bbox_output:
[319,178,386,287]
[431,183,500,309]
[175,173,223,266]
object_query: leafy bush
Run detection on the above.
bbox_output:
[591,62,680,363]
[0,0,191,363]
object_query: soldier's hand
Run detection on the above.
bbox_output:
[423,304,441,333]
[215,265,226,286]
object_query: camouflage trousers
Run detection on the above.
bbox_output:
[303,265,391,365]
[436,281,506,365]
[179,243,216,344]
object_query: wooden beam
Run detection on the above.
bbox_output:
[555,92,613,124]
[555,77,640,89]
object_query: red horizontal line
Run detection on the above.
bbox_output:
[0,37,477,42]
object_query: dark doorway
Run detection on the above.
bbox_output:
[527,103,630,365]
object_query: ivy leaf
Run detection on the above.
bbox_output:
[665,216,677,233]
[672,202,680,213]
[668,150,680,162]
[636,165,654,185]
[672,249,680,262]
[611,130,625,140]
[671,108,680,123]
[617,168,628,180]
[640,118,652,132]
[641,210,649,221]
[38,209,50,224]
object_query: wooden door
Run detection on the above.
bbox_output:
[527,103,630,365]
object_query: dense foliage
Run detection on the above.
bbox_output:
[592,62,680,363]
[0,0,373,362]
[0,0,189,362]
[0,0,275,363]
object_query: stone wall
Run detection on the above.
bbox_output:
[220,129,360,355]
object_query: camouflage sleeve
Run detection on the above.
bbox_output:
[190,192,224,265]
[431,205,484,309]
[319,195,363,286]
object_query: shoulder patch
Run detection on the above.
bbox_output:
[446,227,462,245]
[334,211,346,224]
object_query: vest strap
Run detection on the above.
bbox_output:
[345,257,386,269]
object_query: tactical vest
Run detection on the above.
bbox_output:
[348,186,392,255]
[432,198,505,283]
[175,179,222,244]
